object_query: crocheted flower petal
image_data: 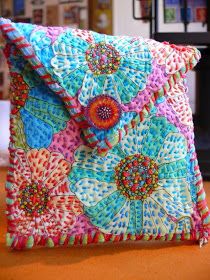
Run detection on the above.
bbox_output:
[112,70,139,104]
[15,214,36,235]
[104,199,130,234]
[120,57,151,73]
[126,200,143,234]
[53,33,89,54]
[102,75,121,103]
[13,149,31,183]
[84,191,127,229]
[105,36,149,57]
[30,150,61,179]
[49,179,71,197]
[158,158,188,180]
[24,99,69,134]
[70,178,117,207]
[174,216,193,234]
[143,190,192,235]
[119,117,150,156]
[106,36,135,54]
[43,158,70,190]
[35,211,76,236]
[118,63,149,90]
[29,86,63,105]
[156,132,187,165]
[51,54,86,79]
[123,38,151,56]
[147,40,171,66]
[26,148,51,182]
[20,108,53,148]
[73,145,121,172]
[49,195,83,216]
[165,50,186,74]
[72,29,94,43]
[141,117,177,160]
[158,178,191,205]
[152,189,192,218]
[143,198,172,235]
[92,31,106,44]
[69,167,114,190]
[61,64,88,96]
[78,71,105,106]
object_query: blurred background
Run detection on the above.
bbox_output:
[0,0,209,179]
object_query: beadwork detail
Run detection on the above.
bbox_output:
[115,154,158,200]
[86,42,121,75]
[10,72,29,115]
[18,184,49,216]
[86,95,121,130]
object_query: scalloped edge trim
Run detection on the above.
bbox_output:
[5,228,208,250]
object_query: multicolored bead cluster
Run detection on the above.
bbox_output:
[85,42,121,75]
[18,184,49,216]
[86,95,121,130]
[115,154,159,200]
[10,72,29,114]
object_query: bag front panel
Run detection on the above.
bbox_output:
[0,17,209,249]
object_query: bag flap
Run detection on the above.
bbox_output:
[0,17,201,155]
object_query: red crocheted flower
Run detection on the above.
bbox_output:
[7,149,83,237]
[86,95,121,130]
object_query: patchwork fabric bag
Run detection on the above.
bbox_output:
[1,17,210,250]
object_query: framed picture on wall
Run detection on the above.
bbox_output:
[164,0,207,23]
[60,3,81,28]
[1,0,13,18]
[31,0,45,5]
[59,0,83,3]
[46,5,59,26]
[32,9,43,24]
[13,0,25,16]
[89,0,113,34]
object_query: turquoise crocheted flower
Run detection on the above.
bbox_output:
[51,30,152,106]
[69,116,194,235]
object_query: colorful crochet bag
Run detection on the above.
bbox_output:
[1,17,210,250]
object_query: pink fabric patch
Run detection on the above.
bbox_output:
[68,214,98,235]
[122,61,168,112]
[48,119,84,163]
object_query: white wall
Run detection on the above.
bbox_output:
[0,101,10,166]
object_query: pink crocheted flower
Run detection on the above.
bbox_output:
[7,149,83,237]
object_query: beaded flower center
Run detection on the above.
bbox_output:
[86,95,121,130]
[115,154,159,200]
[86,42,121,75]
[18,184,49,216]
